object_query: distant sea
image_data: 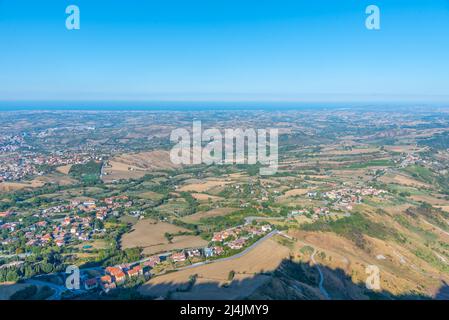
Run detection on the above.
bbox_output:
[0,101,447,112]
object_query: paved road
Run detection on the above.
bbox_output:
[174,230,280,272]
[25,279,67,300]
[311,249,331,300]
[24,231,279,299]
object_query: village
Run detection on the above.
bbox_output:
[0,195,133,250]
[0,149,96,182]
[1,186,275,296]
[72,222,274,294]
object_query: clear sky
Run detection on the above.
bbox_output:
[0,0,448,104]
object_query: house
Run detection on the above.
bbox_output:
[142,266,151,276]
[41,234,52,243]
[83,201,96,207]
[106,266,126,283]
[133,265,143,275]
[114,271,126,283]
[127,266,142,278]
[212,233,224,242]
[127,268,139,278]
[212,230,233,242]
[261,225,272,232]
[101,275,113,284]
[227,238,246,250]
[102,282,116,291]
[171,252,186,262]
[106,266,123,277]
[26,239,37,246]
[36,221,47,227]
[144,256,161,268]
[62,217,72,226]
[96,212,107,220]
[78,234,90,241]
[214,246,224,255]
[204,247,214,258]
[0,211,12,218]
[187,249,201,257]
[84,278,98,290]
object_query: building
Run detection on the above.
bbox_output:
[84,278,98,290]
[144,256,161,268]
[114,271,126,283]
[171,252,186,262]
[227,238,246,250]
[127,268,139,278]
[101,275,113,284]
[187,249,201,257]
[214,246,224,255]
[106,266,127,283]
[126,266,142,278]
[204,247,214,258]
[261,225,272,232]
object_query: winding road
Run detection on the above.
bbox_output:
[25,279,67,300]
[311,249,331,300]
[173,230,280,272]
[22,230,280,299]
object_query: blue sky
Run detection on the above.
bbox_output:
[0,0,448,104]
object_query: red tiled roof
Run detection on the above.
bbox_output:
[85,278,97,286]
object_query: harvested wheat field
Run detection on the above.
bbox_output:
[178,179,234,193]
[283,188,309,197]
[103,150,178,182]
[191,193,223,201]
[121,219,207,255]
[56,164,72,175]
[384,145,422,153]
[0,180,45,192]
[139,238,290,299]
[287,230,447,297]
[142,235,208,255]
[380,173,431,188]
[323,147,379,155]
[34,174,76,186]
[121,219,188,248]
[410,194,449,206]
[182,208,238,223]
[436,206,449,213]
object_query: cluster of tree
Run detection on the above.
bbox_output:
[69,160,103,184]
[0,250,65,282]
[301,213,402,250]
[179,192,199,216]
[9,284,54,300]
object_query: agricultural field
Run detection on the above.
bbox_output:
[121,219,207,255]
[1,108,449,301]
[139,238,290,299]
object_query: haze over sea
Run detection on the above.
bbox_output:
[1,100,449,112]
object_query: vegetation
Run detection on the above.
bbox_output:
[69,161,103,184]
[301,213,399,249]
